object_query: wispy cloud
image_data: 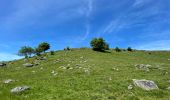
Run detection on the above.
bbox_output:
[81,0,93,40]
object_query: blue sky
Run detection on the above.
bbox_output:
[0,0,170,61]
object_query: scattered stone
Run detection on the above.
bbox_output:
[112,67,119,71]
[166,87,170,90]
[128,84,133,90]
[168,59,170,61]
[24,59,28,62]
[38,57,47,60]
[0,63,6,67]
[3,79,14,84]
[109,77,112,81]
[51,70,55,74]
[23,63,34,67]
[135,64,151,71]
[33,60,40,66]
[11,86,30,94]
[133,79,159,90]
[32,71,36,73]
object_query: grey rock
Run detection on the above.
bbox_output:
[0,63,6,67]
[24,59,28,62]
[38,57,47,60]
[23,63,34,67]
[135,64,151,71]
[166,87,170,90]
[3,79,14,84]
[128,84,133,90]
[133,79,159,90]
[11,86,30,94]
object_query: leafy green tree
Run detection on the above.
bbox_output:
[104,43,109,50]
[18,46,34,58]
[34,48,42,56]
[90,38,109,51]
[127,47,133,51]
[37,42,50,53]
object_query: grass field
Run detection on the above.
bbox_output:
[0,48,170,100]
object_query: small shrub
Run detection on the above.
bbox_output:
[115,47,121,52]
[64,46,71,51]
[127,47,133,51]
[50,51,55,55]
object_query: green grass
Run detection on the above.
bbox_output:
[0,48,170,100]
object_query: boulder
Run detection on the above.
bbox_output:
[128,84,133,90]
[38,57,47,60]
[23,63,34,67]
[133,79,159,90]
[166,87,170,90]
[135,64,151,71]
[11,86,30,94]
[3,79,14,84]
[0,63,6,67]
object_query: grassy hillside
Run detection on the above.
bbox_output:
[0,48,170,100]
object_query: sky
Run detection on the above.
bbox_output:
[0,0,170,61]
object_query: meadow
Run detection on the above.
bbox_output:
[0,48,170,100]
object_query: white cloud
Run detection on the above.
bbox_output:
[133,0,152,7]
[0,53,23,61]
[81,0,94,40]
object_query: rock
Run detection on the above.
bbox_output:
[128,84,133,90]
[24,59,28,62]
[38,57,47,60]
[11,86,30,94]
[3,79,14,84]
[166,87,170,90]
[135,64,151,71]
[133,79,159,90]
[168,59,170,61]
[0,63,6,67]
[23,63,34,67]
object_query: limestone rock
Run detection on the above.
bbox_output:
[11,86,30,94]
[133,79,159,90]
[128,84,133,90]
[166,87,170,90]
[135,64,151,71]
[23,63,34,67]
[0,63,6,67]
[3,79,14,84]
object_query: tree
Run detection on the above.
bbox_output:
[127,47,133,51]
[18,46,34,58]
[90,38,109,51]
[104,43,109,50]
[37,42,50,53]
[115,47,121,52]
[34,47,42,56]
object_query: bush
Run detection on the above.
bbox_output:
[90,38,109,51]
[64,46,71,51]
[50,51,55,55]
[115,47,121,52]
[37,42,50,53]
[127,47,133,51]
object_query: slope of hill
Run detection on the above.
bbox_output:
[0,49,170,100]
